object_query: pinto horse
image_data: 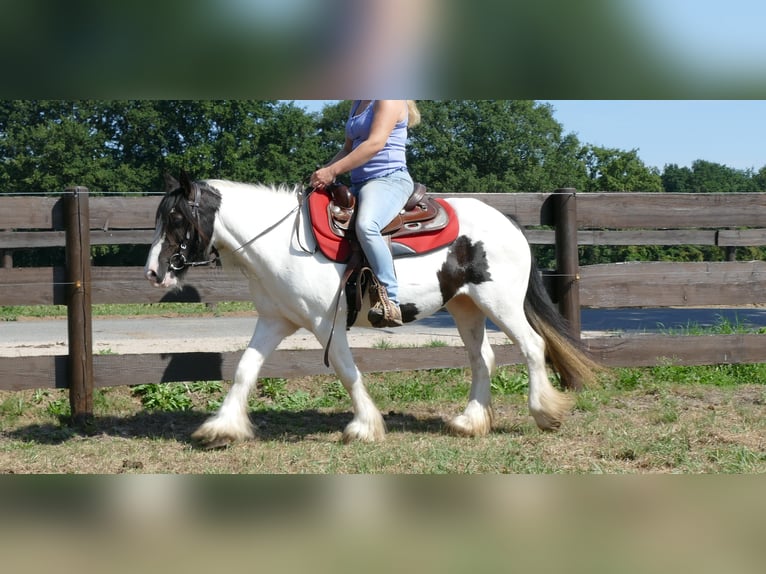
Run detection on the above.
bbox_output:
[145,172,600,447]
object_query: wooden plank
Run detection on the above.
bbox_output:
[5,334,766,392]
[717,229,766,247]
[434,193,554,226]
[577,229,718,246]
[88,345,523,387]
[577,193,766,229]
[586,334,766,367]
[1,227,724,251]
[0,266,252,306]
[580,261,766,308]
[0,197,63,229]
[0,230,155,249]
[88,266,252,304]
[0,267,66,305]
[88,196,160,230]
[0,231,67,249]
[0,356,68,390]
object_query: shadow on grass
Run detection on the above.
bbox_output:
[4,408,449,446]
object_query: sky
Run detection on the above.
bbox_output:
[293,100,766,172]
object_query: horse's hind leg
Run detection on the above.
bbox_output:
[192,316,298,448]
[481,298,573,431]
[326,330,386,443]
[445,295,495,437]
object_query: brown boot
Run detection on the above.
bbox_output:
[367,284,403,328]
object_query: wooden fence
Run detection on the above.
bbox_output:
[3,189,766,420]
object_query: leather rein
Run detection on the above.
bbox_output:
[168,182,309,273]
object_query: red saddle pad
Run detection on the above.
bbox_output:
[307,189,459,263]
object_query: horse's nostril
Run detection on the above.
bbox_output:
[145,269,158,281]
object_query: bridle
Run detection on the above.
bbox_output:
[168,181,219,272]
[166,181,313,273]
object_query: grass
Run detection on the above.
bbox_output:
[0,301,256,321]
[0,364,763,474]
[658,313,764,335]
[2,303,765,473]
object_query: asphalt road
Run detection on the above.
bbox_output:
[3,307,766,357]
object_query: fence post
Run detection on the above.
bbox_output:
[552,188,582,389]
[64,187,93,423]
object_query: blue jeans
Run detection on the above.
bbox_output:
[352,170,414,305]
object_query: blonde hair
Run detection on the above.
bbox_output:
[407,100,421,128]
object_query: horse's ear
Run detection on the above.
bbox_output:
[163,172,179,194]
[179,170,195,200]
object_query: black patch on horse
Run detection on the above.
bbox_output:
[437,236,492,304]
[400,303,420,323]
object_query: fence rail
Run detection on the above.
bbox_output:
[3,189,766,419]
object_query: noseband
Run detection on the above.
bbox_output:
[168,181,219,272]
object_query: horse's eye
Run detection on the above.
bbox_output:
[169,211,184,227]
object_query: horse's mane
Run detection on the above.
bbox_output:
[203,179,302,197]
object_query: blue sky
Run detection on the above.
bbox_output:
[293,100,766,172]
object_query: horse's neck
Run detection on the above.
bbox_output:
[213,182,298,257]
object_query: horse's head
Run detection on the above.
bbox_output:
[144,171,220,288]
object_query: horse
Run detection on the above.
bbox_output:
[144,171,600,447]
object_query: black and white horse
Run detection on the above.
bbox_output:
[145,172,599,447]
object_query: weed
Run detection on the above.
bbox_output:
[132,383,193,412]
[46,397,71,418]
[0,395,26,420]
[574,390,599,413]
[373,339,393,350]
[491,367,527,395]
[259,378,287,401]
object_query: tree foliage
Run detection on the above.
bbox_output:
[662,160,765,193]
[2,99,763,197]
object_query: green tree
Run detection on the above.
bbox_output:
[662,160,758,193]
[582,146,663,192]
[406,100,587,193]
[0,100,325,194]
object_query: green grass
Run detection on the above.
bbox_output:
[1,363,764,473]
[0,301,256,321]
[658,313,762,335]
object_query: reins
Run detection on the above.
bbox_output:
[170,183,314,272]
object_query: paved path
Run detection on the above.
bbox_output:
[2,308,766,357]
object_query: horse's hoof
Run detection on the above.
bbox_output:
[342,420,386,443]
[447,406,493,437]
[531,412,562,431]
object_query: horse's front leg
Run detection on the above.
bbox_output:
[325,329,386,443]
[192,316,297,448]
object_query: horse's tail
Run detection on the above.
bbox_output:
[523,260,603,387]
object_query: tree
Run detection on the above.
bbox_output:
[582,146,663,192]
[0,100,326,194]
[662,160,757,193]
[406,100,587,193]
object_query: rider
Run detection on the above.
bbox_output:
[310,100,420,328]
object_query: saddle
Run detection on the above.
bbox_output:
[308,182,458,262]
[325,182,450,242]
